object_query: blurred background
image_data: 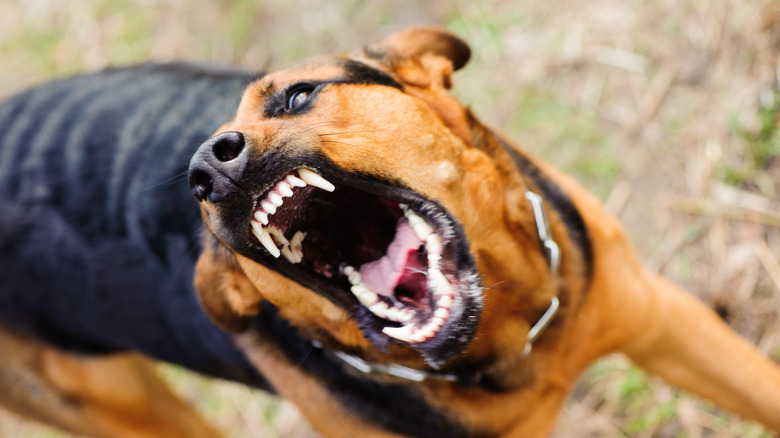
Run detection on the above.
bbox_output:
[1,0,779,436]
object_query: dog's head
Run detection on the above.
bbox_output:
[189,28,556,369]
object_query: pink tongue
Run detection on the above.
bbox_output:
[360,219,423,297]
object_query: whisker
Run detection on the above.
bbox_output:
[135,171,189,194]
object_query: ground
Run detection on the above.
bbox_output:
[1,0,779,437]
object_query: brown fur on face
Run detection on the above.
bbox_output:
[191,27,780,437]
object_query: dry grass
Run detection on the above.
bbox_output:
[1,0,779,436]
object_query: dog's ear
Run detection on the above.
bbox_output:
[194,238,263,333]
[367,27,471,89]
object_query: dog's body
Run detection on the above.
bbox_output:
[0,63,269,436]
[1,28,780,437]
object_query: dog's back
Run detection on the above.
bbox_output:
[0,63,266,385]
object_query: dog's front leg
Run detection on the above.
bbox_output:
[623,271,780,430]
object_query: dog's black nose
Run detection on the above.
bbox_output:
[188,131,247,203]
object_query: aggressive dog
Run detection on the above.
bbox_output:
[1,27,779,437]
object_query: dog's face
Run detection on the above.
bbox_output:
[189,28,550,368]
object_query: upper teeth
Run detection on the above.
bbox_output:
[401,205,436,241]
[250,171,454,345]
[250,168,333,261]
[298,168,335,192]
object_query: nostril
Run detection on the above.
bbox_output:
[212,131,245,162]
[189,169,214,202]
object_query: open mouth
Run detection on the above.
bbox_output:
[245,166,482,361]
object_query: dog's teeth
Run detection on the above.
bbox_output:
[348,270,362,286]
[410,327,429,343]
[406,210,434,240]
[382,325,414,343]
[384,306,404,322]
[269,192,284,207]
[427,253,441,270]
[394,308,414,323]
[298,168,335,192]
[343,265,355,277]
[428,268,453,296]
[368,301,389,318]
[254,211,269,225]
[286,174,307,188]
[261,201,277,215]
[426,233,442,255]
[437,294,453,309]
[434,307,450,320]
[289,231,306,262]
[277,181,294,197]
[351,284,378,307]
[413,317,444,342]
[251,222,280,258]
[281,245,298,264]
[268,226,289,246]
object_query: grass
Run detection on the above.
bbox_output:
[1,0,779,437]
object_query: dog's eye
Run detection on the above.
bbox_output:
[287,86,314,111]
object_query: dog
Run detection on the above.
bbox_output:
[1,27,779,437]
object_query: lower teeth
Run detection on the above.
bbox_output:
[344,257,454,344]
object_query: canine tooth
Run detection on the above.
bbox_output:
[298,168,335,192]
[254,211,269,225]
[269,192,284,207]
[351,285,378,307]
[251,222,280,258]
[277,181,294,197]
[428,268,453,296]
[382,325,414,343]
[437,294,453,309]
[406,211,434,240]
[261,201,277,215]
[426,233,442,255]
[368,301,389,318]
[343,265,355,276]
[286,174,307,188]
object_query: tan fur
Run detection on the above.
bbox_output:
[195,27,780,436]
[4,27,778,437]
[0,328,223,438]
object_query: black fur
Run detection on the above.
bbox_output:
[251,301,471,438]
[0,63,269,387]
[496,134,594,282]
